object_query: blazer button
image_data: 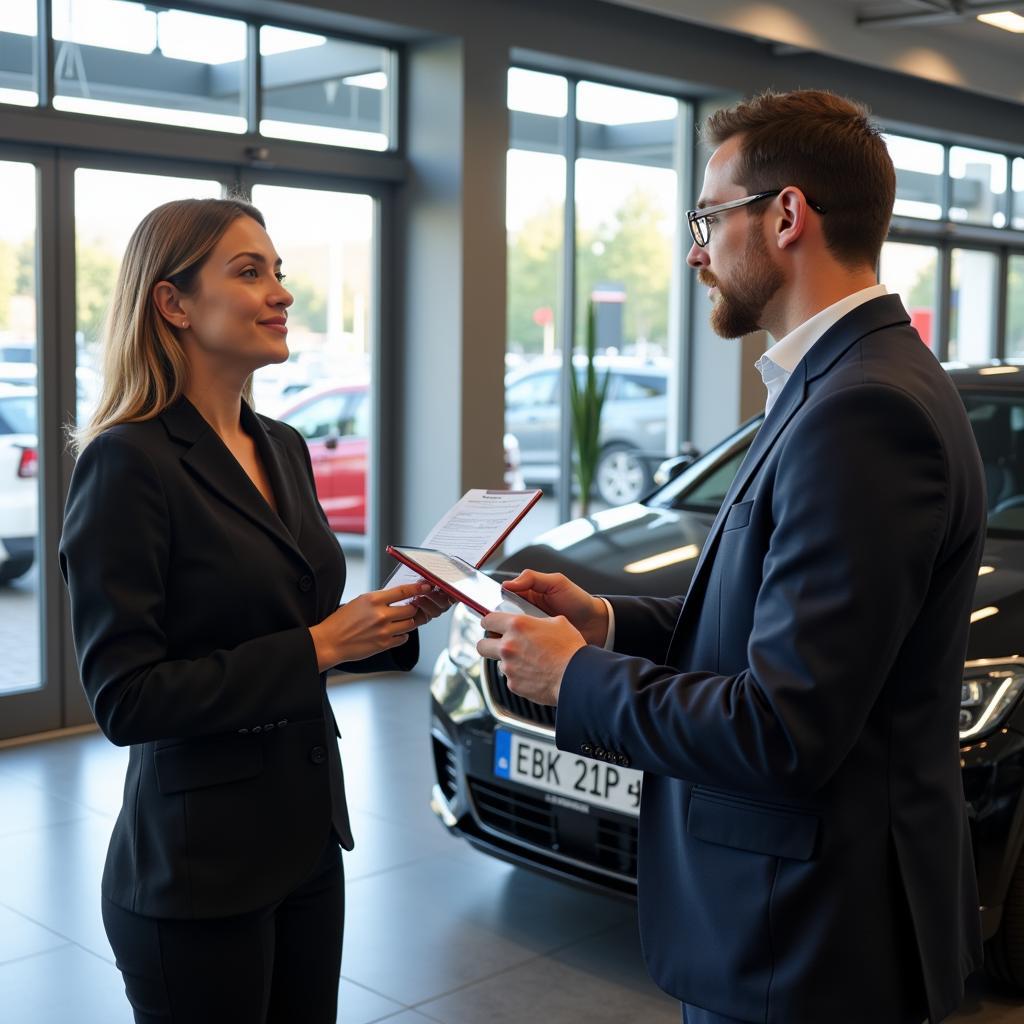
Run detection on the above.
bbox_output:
[277,719,288,728]
[618,755,631,768]
[594,747,606,759]
[309,745,327,764]
[298,574,314,592]
[252,725,262,734]
[263,722,275,732]
[581,743,593,755]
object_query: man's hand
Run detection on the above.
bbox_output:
[501,570,609,647]
[477,612,587,706]
[408,587,455,628]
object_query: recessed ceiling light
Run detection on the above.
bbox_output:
[977,11,1024,32]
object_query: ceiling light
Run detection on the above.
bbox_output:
[977,11,1024,32]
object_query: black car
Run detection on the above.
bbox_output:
[429,364,1024,989]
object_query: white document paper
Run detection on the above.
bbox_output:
[387,489,541,588]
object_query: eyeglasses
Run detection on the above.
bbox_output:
[687,189,827,247]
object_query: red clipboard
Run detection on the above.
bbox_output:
[470,489,543,567]
[385,545,548,619]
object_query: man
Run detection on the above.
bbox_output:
[478,90,985,1024]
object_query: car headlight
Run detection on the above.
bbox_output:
[960,661,1024,740]
[448,602,485,670]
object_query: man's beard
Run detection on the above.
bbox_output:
[700,228,783,339]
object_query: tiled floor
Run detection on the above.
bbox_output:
[1,673,1022,1023]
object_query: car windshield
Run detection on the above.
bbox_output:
[0,395,36,435]
[648,419,760,514]
[961,389,1024,535]
[648,386,1024,537]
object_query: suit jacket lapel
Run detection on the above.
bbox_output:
[667,294,913,660]
[670,361,807,647]
[242,403,303,542]
[160,398,306,563]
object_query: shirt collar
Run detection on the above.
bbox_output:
[763,283,889,374]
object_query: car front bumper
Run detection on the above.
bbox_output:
[429,651,1024,940]
[429,650,638,899]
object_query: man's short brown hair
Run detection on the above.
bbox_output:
[704,90,896,269]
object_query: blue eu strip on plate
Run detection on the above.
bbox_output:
[493,728,512,778]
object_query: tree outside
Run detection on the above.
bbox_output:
[506,183,673,359]
[75,241,120,367]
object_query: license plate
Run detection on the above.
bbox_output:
[493,728,641,817]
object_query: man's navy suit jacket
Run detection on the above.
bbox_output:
[557,295,986,1023]
[60,398,416,920]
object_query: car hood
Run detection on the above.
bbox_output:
[496,502,712,597]
[966,534,1024,662]
[498,504,1024,665]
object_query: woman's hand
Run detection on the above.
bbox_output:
[408,587,456,628]
[309,582,434,671]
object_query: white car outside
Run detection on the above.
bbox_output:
[0,383,37,584]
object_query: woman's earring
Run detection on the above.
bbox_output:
[181,320,188,328]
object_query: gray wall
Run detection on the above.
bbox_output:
[390,34,510,661]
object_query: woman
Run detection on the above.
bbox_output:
[59,197,449,1024]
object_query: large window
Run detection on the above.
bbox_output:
[0,160,41,697]
[885,134,944,221]
[506,68,682,540]
[3,3,398,150]
[885,132,1024,360]
[505,69,568,547]
[1013,159,1024,232]
[950,146,1008,228]
[53,2,247,132]
[259,27,394,151]
[0,1,37,107]
[879,242,940,352]
[73,169,222,424]
[1008,255,1024,359]
[950,248,1000,362]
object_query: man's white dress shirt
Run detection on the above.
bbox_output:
[755,283,888,415]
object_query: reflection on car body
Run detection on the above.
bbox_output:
[431,363,1024,991]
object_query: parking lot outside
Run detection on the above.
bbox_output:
[0,564,39,697]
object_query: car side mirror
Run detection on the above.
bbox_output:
[653,443,700,486]
[324,430,340,450]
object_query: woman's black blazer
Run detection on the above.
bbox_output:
[60,397,417,920]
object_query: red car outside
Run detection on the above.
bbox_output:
[279,383,525,535]
[278,383,369,534]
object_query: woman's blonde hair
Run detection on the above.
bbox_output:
[71,196,266,453]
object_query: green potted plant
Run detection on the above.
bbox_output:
[569,300,610,518]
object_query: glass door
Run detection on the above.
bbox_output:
[0,159,45,722]
[246,182,380,596]
[72,167,223,425]
[57,162,226,730]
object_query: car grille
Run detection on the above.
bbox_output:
[468,777,638,878]
[432,737,458,803]
[485,661,557,729]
